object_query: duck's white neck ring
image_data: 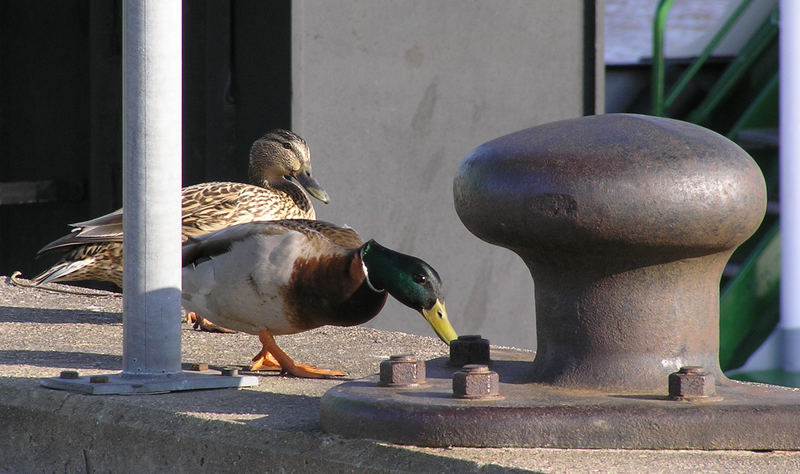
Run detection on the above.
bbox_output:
[360,246,385,293]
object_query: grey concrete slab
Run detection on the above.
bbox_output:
[291,1,604,350]
[2,276,800,472]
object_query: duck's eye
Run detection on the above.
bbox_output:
[412,274,427,284]
[281,142,293,150]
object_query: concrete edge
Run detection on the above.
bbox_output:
[0,380,517,473]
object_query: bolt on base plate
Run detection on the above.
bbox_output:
[41,367,258,395]
[321,348,800,450]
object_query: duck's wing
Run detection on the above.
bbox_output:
[181,218,363,268]
[181,220,296,268]
[275,219,364,249]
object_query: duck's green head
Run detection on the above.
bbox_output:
[249,129,330,204]
[360,240,458,345]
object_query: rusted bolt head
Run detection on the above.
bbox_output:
[89,375,109,384]
[669,366,716,399]
[449,335,491,366]
[59,370,79,379]
[452,364,501,399]
[379,354,426,386]
[190,363,209,371]
[220,367,239,377]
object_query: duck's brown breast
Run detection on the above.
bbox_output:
[282,250,387,331]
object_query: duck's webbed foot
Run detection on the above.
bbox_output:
[186,311,237,333]
[249,348,282,371]
[253,330,346,379]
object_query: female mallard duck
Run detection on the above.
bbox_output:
[181,219,459,378]
[32,129,328,290]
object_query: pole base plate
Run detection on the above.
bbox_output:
[41,368,258,395]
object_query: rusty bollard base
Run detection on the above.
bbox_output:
[321,348,800,449]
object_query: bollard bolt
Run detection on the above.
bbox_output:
[59,370,79,379]
[379,354,426,386]
[669,366,715,399]
[449,335,491,366]
[452,364,501,399]
[220,367,239,377]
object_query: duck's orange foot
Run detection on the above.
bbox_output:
[281,364,346,379]
[186,312,237,334]
[249,348,345,378]
[249,350,283,371]
[251,329,347,379]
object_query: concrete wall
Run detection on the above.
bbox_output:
[292,0,600,349]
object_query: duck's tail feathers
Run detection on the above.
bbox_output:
[36,227,123,257]
[31,258,95,286]
[37,209,124,257]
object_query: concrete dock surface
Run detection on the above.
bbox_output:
[2,275,799,473]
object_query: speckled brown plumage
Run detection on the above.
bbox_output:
[32,129,326,288]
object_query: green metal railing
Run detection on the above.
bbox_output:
[652,0,755,117]
[719,224,780,371]
[686,8,778,124]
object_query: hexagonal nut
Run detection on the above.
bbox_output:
[449,335,491,366]
[220,366,239,377]
[59,370,79,379]
[452,364,500,399]
[379,354,426,386]
[668,366,716,399]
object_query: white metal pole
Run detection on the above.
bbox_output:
[43,0,256,393]
[122,0,183,377]
[780,0,800,373]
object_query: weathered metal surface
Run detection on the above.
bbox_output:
[379,354,427,387]
[449,335,491,366]
[452,364,501,399]
[452,113,766,392]
[668,366,716,399]
[321,348,800,449]
[320,114,799,449]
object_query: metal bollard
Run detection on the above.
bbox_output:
[454,113,766,392]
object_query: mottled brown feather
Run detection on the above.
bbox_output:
[33,130,320,288]
[282,250,388,331]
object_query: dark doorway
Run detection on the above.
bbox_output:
[0,0,291,284]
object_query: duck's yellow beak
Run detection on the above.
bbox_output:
[421,299,458,345]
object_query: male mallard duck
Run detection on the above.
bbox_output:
[32,129,328,291]
[181,219,459,378]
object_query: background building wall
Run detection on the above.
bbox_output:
[1,1,599,351]
[292,0,601,349]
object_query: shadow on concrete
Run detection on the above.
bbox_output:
[130,386,325,432]
[0,350,122,370]
[0,306,120,325]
